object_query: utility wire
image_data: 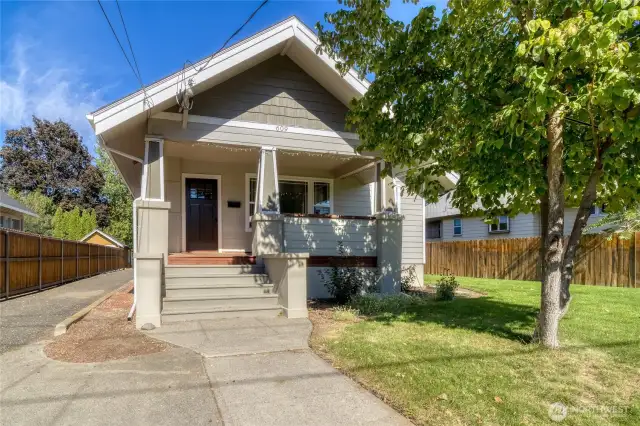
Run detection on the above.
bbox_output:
[96,0,145,89]
[175,0,269,108]
[115,0,144,86]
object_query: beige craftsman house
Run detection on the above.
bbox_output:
[88,16,429,328]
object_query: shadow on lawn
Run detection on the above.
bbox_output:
[370,296,539,344]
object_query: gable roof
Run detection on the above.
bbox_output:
[80,229,127,248]
[0,190,38,217]
[87,16,370,136]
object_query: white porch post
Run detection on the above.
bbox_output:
[135,135,169,329]
[252,146,284,256]
[375,160,400,213]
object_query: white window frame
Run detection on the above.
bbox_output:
[245,173,333,232]
[453,218,463,237]
[141,137,165,201]
[488,216,510,234]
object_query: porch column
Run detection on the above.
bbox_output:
[376,212,403,293]
[375,161,400,213]
[252,146,284,256]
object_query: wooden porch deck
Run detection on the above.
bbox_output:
[168,252,256,266]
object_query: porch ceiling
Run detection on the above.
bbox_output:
[163,141,374,179]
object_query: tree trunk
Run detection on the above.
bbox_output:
[559,138,610,318]
[537,107,565,349]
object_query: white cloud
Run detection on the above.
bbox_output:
[0,37,107,149]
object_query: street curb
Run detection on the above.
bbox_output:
[53,287,122,337]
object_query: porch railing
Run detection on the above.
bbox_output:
[282,214,377,259]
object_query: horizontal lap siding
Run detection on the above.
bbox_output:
[284,217,376,256]
[401,193,425,264]
[168,56,349,133]
[334,178,373,216]
[432,209,604,242]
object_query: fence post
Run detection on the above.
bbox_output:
[76,242,79,279]
[60,239,64,285]
[38,236,42,291]
[4,231,9,299]
[89,246,92,276]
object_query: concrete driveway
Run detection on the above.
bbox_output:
[0,269,133,354]
[1,313,410,425]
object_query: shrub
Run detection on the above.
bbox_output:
[317,241,377,304]
[435,271,459,301]
[400,264,418,293]
[351,293,427,316]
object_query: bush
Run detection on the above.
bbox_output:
[351,293,427,316]
[435,271,459,301]
[400,264,418,293]
[317,242,377,304]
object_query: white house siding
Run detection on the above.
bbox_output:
[333,178,374,216]
[401,192,426,286]
[428,208,604,242]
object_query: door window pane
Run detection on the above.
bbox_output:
[313,182,330,214]
[279,180,307,214]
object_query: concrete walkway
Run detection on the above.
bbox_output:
[148,317,412,425]
[0,312,410,425]
[0,269,133,354]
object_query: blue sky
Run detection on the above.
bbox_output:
[1,0,446,155]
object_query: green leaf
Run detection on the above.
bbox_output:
[516,121,524,137]
[613,96,630,111]
[593,0,604,12]
[620,0,632,9]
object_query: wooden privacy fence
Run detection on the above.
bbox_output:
[0,229,131,299]
[425,233,639,288]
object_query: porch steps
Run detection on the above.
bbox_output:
[161,264,282,322]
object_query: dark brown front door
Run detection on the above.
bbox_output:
[186,178,218,251]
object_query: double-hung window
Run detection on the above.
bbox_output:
[488,216,510,233]
[453,218,463,236]
[246,175,332,231]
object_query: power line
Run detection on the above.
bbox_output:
[96,0,144,91]
[175,0,269,108]
[115,0,143,86]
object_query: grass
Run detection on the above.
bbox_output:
[309,276,640,426]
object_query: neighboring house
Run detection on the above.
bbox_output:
[81,229,127,248]
[425,193,606,241]
[87,16,437,329]
[0,190,38,231]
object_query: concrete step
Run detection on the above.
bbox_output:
[166,283,274,298]
[165,274,271,286]
[162,294,279,311]
[165,265,264,277]
[161,306,282,322]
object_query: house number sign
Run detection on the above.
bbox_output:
[275,125,289,132]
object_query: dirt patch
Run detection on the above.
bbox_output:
[308,300,360,356]
[45,282,169,363]
[409,285,485,299]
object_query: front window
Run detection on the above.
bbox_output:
[489,216,510,233]
[279,180,308,214]
[453,218,462,236]
[427,221,442,239]
[247,176,332,230]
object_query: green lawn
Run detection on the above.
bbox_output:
[310,276,640,425]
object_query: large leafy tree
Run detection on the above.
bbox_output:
[96,147,133,247]
[318,0,640,347]
[52,206,97,241]
[0,117,107,225]
[7,189,57,236]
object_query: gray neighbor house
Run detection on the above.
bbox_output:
[425,192,607,242]
[87,16,450,329]
[0,190,38,231]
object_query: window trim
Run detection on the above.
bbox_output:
[488,216,510,234]
[453,218,463,237]
[245,173,333,232]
